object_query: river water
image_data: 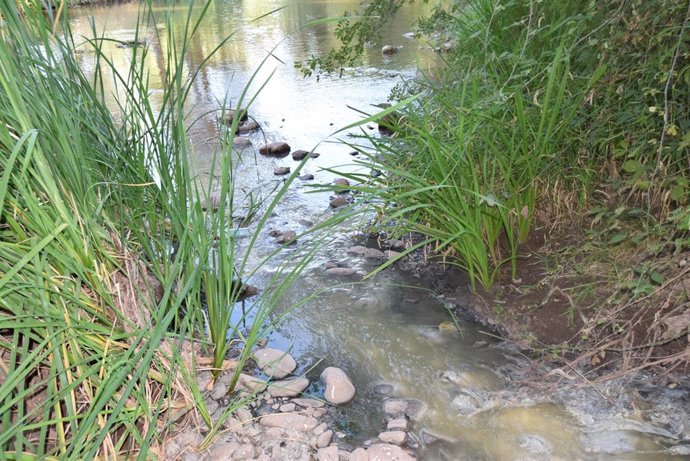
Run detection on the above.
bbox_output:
[70,1,690,459]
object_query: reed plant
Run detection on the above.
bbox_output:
[0,0,333,457]
[354,0,605,289]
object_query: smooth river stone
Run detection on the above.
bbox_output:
[260,413,318,432]
[367,444,415,461]
[253,348,297,379]
[320,367,356,405]
[259,142,291,156]
[268,377,309,397]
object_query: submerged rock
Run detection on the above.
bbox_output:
[274,166,291,176]
[329,196,348,209]
[259,142,291,157]
[321,367,356,404]
[299,174,315,181]
[253,347,297,379]
[381,45,400,55]
[233,136,252,147]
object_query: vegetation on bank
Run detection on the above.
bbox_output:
[311,0,690,372]
[0,1,336,457]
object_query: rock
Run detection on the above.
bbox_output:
[267,377,309,397]
[363,248,385,259]
[378,431,406,445]
[384,250,401,260]
[210,441,240,459]
[350,447,369,461]
[329,196,349,209]
[253,346,297,379]
[317,445,339,461]
[321,367,356,404]
[235,407,253,423]
[259,142,291,157]
[275,230,297,245]
[326,267,356,276]
[299,174,315,181]
[313,408,327,418]
[223,108,248,125]
[374,384,395,396]
[333,178,350,190]
[292,150,309,161]
[347,246,368,255]
[280,403,296,412]
[233,443,256,459]
[316,430,334,448]
[383,399,408,419]
[387,418,408,431]
[237,119,260,134]
[381,45,400,55]
[238,373,268,393]
[292,398,325,408]
[260,413,319,432]
[349,150,359,156]
[371,169,382,178]
[274,166,291,176]
[367,444,415,460]
[233,136,252,147]
[313,422,328,435]
[291,150,319,161]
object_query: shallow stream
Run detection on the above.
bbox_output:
[71,2,690,459]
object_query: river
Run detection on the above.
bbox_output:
[69,1,690,459]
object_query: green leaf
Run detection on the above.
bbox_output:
[608,233,627,245]
[622,159,643,174]
[650,271,665,285]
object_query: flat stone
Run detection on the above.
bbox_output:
[329,196,348,208]
[253,348,297,379]
[233,443,255,459]
[378,431,406,445]
[210,441,240,459]
[238,373,268,393]
[237,119,260,133]
[366,444,415,461]
[313,422,328,435]
[325,267,356,276]
[280,403,296,412]
[387,418,408,431]
[292,398,325,408]
[268,377,309,397]
[275,230,297,245]
[347,246,368,255]
[350,447,369,461]
[259,142,291,157]
[274,166,291,176]
[260,413,319,432]
[316,445,339,461]
[363,248,385,259]
[383,399,408,418]
[321,367,356,405]
[233,136,252,147]
[316,430,334,448]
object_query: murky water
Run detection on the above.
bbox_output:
[70,2,690,459]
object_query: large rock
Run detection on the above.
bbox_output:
[367,444,416,460]
[267,377,309,397]
[259,142,291,157]
[321,367,356,405]
[260,413,319,432]
[253,348,297,379]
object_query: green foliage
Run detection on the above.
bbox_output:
[0,1,330,457]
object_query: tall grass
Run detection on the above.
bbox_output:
[0,0,329,458]
[353,0,605,289]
